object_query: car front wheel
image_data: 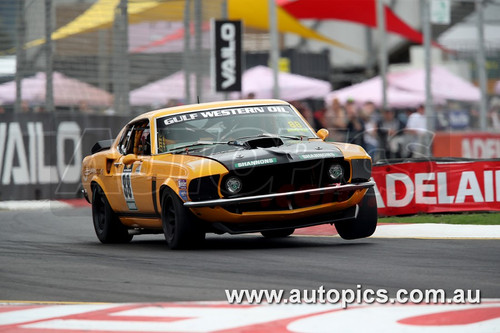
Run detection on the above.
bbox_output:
[161,188,205,249]
[92,185,133,243]
[335,187,378,240]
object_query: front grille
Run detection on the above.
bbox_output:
[221,158,350,198]
[188,175,220,201]
[351,158,372,182]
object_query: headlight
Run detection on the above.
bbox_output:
[328,164,344,181]
[225,176,242,194]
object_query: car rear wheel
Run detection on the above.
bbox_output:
[261,228,295,238]
[335,187,378,240]
[92,185,133,243]
[161,189,205,249]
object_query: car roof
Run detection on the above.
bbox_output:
[129,99,291,123]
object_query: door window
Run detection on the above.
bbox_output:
[118,120,151,156]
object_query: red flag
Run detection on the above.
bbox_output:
[278,0,433,45]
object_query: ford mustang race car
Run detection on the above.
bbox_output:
[81,99,377,249]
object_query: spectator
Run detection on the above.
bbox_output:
[313,106,327,131]
[323,97,346,141]
[377,109,405,160]
[360,101,379,158]
[490,109,500,131]
[21,100,31,113]
[405,105,427,134]
[405,105,432,158]
[488,97,500,131]
[291,101,321,131]
[398,108,412,126]
[345,99,365,147]
[469,108,480,130]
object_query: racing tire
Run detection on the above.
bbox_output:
[261,228,295,238]
[92,185,133,244]
[161,189,205,249]
[334,187,378,240]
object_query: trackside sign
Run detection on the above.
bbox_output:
[212,19,242,92]
[433,132,500,158]
[0,113,128,200]
[372,160,500,216]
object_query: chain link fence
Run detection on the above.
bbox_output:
[0,0,256,115]
[0,0,333,116]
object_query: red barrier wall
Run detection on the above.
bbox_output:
[433,132,500,158]
[372,160,500,216]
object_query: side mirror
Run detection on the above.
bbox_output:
[316,128,329,141]
[122,154,141,165]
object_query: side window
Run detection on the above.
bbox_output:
[136,123,151,156]
[118,126,134,155]
[117,120,151,156]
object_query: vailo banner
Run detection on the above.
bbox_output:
[211,19,242,93]
[0,113,128,200]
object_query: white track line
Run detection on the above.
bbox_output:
[0,200,73,211]
[372,223,500,239]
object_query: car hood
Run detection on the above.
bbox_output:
[184,139,344,171]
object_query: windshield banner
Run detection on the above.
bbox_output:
[160,105,291,126]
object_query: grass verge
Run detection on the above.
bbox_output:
[379,212,500,225]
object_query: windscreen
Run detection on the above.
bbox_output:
[155,104,316,153]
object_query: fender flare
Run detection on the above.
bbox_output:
[89,177,107,204]
[158,178,184,215]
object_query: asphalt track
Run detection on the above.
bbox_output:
[0,207,499,303]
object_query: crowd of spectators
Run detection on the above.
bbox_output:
[293,97,500,162]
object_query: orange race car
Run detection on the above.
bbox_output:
[81,99,377,249]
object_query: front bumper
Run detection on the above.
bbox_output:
[183,181,375,208]
[211,204,359,234]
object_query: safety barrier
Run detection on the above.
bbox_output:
[0,113,128,200]
[433,132,500,159]
[373,159,500,216]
